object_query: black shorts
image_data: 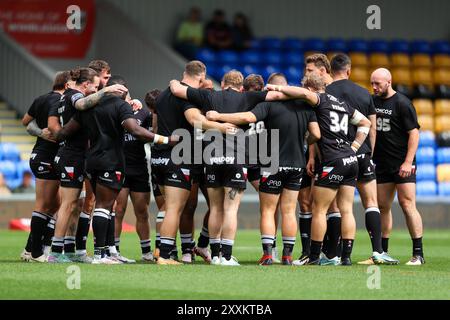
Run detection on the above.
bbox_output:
[259,168,303,194]
[205,164,247,189]
[315,156,359,189]
[247,165,261,182]
[54,150,85,189]
[87,169,125,192]
[29,151,58,180]
[151,151,192,191]
[150,169,163,197]
[357,153,376,182]
[123,169,150,193]
[300,170,312,189]
[375,163,417,184]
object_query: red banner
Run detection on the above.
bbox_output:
[0,0,95,58]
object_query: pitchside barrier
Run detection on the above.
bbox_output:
[1,193,450,230]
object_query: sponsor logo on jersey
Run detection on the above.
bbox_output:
[321,167,334,178]
[267,180,282,187]
[329,174,344,182]
[65,167,74,179]
[209,156,235,165]
[342,156,358,166]
[331,104,346,112]
[38,166,44,171]
[375,108,393,115]
[151,157,170,166]
[104,172,109,178]
[236,173,241,179]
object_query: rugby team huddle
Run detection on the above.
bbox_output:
[19,53,425,266]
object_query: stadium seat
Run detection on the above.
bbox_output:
[416,180,437,196]
[417,164,436,181]
[369,40,389,53]
[391,53,411,68]
[433,55,450,68]
[435,115,450,133]
[282,51,304,67]
[348,39,369,53]
[433,68,450,86]
[436,147,450,164]
[16,160,31,177]
[437,131,450,147]
[412,54,432,68]
[413,99,433,115]
[261,37,282,50]
[434,99,450,115]
[304,38,326,54]
[0,160,16,180]
[0,143,20,161]
[348,52,369,67]
[412,68,434,86]
[349,67,369,83]
[369,53,390,68]
[196,48,216,64]
[261,65,281,82]
[411,40,432,54]
[437,164,450,182]
[354,81,371,92]
[392,68,413,86]
[419,130,436,148]
[218,51,239,64]
[416,147,435,164]
[327,38,347,53]
[263,51,283,66]
[242,65,262,78]
[283,66,303,85]
[240,50,263,65]
[282,38,304,51]
[249,39,263,50]
[390,40,410,54]
[438,182,450,196]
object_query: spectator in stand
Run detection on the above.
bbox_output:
[205,9,233,50]
[232,13,254,51]
[175,7,204,60]
[0,172,12,196]
[13,171,35,194]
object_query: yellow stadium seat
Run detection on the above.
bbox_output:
[391,53,411,68]
[350,67,369,83]
[412,68,434,86]
[433,68,450,86]
[435,99,450,115]
[349,52,368,67]
[392,68,412,86]
[412,53,432,68]
[354,81,372,92]
[418,115,434,131]
[413,99,434,115]
[437,164,450,182]
[435,115,450,133]
[433,54,450,68]
[369,53,390,68]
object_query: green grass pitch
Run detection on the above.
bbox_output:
[0,229,449,300]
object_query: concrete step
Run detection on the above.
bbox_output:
[0,110,17,119]
[0,119,22,127]
[0,135,36,144]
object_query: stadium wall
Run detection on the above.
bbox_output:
[106,0,450,43]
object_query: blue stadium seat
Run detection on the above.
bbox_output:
[436,147,450,164]
[419,130,436,148]
[218,64,236,77]
[416,147,435,164]
[369,39,389,53]
[304,38,326,53]
[327,38,347,52]
[411,40,431,54]
[0,143,20,162]
[16,160,31,177]
[416,164,436,181]
[261,37,282,50]
[196,48,216,64]
[282,51,304,67]
[261,65,282,82]
[283,66,303,85]
[390,40,410,53]
[417,181,437,196]
[263,51,283,65]
[0,160,16,180]
[206,63,219,80]
[218,51,239,64]
[432,40,450,55]
[240,50,262,65]
[282,38,304,51]
[249,39,263,50]
[438,182,450,196]
[348,39,369,53]
[242,65,262,78]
